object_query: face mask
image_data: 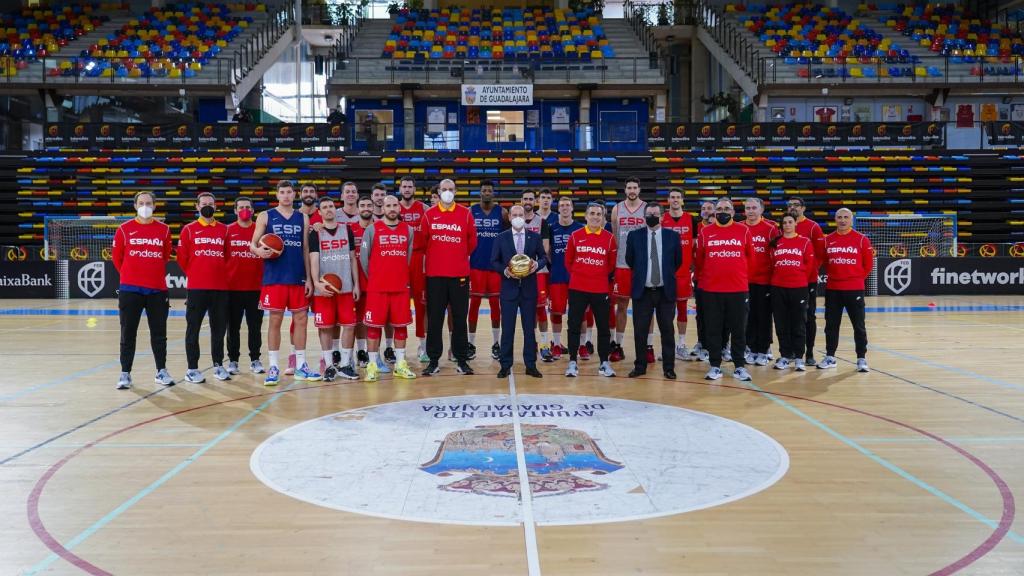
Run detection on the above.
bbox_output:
[715,212,732,225]
[137,205,154,219]
[646,215,660,228]
[199,205,215,219]
[237,208,253,221]
[511,216,525,230]
[440,190,455,204]
[302,196,316,206]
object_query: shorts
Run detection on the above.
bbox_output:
[676,270,693,300]
[313,293,357,328]
[612,268,632,299]
[470,268,501,297]
[410,251,427,304]
[259,284,308,312]
[536,272,549,307]
[549,282,569,315]
[363,290,412,328]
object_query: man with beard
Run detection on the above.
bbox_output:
[348,196,375,370]
[309,196,360,381]
[660,189,697,360]
[360,195,418,381]
[469,180,507,360]
[398,176,429,361]
[422,178,477,376]
[742,197,780,366]
[610,177,647,363]
[369,182,396,371]
[226,196,265,375]
[689,198,716,362]
[788,197,825,366]
[520,189,553,361]
[370,183,387,220]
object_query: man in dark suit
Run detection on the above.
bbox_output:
[491,204,548,378]
[625,203,682,379]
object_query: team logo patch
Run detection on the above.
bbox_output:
[251,395,788,526]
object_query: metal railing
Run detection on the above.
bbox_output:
[330,56,665,85]
[694,0,762,84]
[758,55,1024,85]
[231,3,296,84]
[624,0,697,26]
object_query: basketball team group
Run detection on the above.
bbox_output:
[111,177,874,389]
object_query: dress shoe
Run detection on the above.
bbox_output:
[664,369,677,380]
[628,368,646,378]
[525,366,543,378]
[497,367,510,378]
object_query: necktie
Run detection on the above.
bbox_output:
[515,233,524,255]
[650,231,661,287]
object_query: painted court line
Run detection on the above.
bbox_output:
[743,381,1024,546]
[865,342,1024,393]
[24,381,295,575]
[508,372,542,576]
[853,437,1024,444]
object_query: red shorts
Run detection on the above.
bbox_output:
[612,268,632,298]
[410,251,427,304]
[470,268,501,297]
[313,293,357,328]
[535,272,549,307]
[549,282,569,315]
[259,284,308,312]
[676,270,693,300]
[363,291,412,328]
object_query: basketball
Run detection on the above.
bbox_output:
[322,273,343,293]
[259,233,284,257]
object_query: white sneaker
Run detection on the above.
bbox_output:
[597,361,616,377]
[184,369,205,383]
[817,356,837,369]
[117,372,132,389]
[688,343,703,361]
[733,367,753,382]
[704,367,722,380]
[857,358,870,373]
[794,359,807,372]
[675,344,689,360]
[250,359,265,374]
[698,348,710,362]
[722,348,732,363]
[212,365,231,381]
[154,369,175,386]
[754,353,770,367]
[744,350,755,364]
[565,360,579,377]
[226,361,240,375]
[773,358,790,370]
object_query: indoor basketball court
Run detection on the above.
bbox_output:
[2,295,1022,575]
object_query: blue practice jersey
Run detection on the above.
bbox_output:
[470,204,506,271]
[262,208,306,286]
[548,219,584,285]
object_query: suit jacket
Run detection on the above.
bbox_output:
[625,226,683,300]
[491,229,548,301]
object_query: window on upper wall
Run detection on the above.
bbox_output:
[486,110,525,143]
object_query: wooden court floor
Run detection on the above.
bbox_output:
[1,295,1023,575]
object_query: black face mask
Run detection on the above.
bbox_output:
[646,215,660,228]
[199,205,215,219]
[715,212,732,225]
[302,196,316,206]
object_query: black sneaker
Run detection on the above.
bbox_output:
[466,343,477,360]
[323,365,337,382]
[357,349,369,368]
[338,365,359,380]
[332,350,341,366]
[383,347,397,364]
[422,362,440,376]
[491,342,501,360]
[586,341,595,355]
[456,361,474,375]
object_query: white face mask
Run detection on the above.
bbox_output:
[137,205,154,219]
[440,190,455,204]
[511,216,525,230]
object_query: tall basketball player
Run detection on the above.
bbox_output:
[398,176,429,361]
[469,180,507,360]
[309,196,360,381]
[660,189,697,359]
[548,196,584,360]
[250,180,321,385]
[520,189,553,360]
[610,177,647,362]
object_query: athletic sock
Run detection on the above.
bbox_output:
[332,338,341,352]
[295,350,306,367]
[677,334,685,347]
[369,351,380,364]
[552,332,561,347]
[396,348,406,362]
[469,333,476,345]
[647,333,654,346]
[615,331,625,345]
[269,350,279,368]
[322,350,332,365]
[491,328,500,342]
[385,337,394,349]
[356,338,367,352]
[340,348,352,367]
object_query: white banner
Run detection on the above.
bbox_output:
[461,84,533,106]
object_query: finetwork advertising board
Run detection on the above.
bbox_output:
[879,257,1024,295]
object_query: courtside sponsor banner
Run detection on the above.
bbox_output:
[0,262,56,298]
[461,84,533,106]
[68,261,187,298]
[878,257,1024,295]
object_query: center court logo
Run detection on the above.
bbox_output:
[884,258,912,295]
[77,261,106,297]
[251,395,788,526]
